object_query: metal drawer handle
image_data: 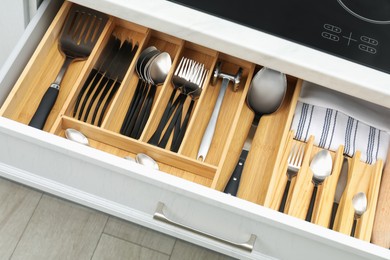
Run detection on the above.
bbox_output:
[153,202,257,252]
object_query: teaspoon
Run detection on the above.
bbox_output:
[351,191,367,237]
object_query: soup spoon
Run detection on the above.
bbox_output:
[305,149,333,222]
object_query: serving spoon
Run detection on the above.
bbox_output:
[224,67,287,196]
[305,149,333,222]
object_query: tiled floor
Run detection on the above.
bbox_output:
[0,177,235,260]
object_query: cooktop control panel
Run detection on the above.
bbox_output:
[168,0,390,74]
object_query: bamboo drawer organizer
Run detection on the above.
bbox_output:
[0,1,385,243]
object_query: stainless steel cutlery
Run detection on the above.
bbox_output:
[279,142,305,213]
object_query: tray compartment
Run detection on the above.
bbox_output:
[56,18,150,130]
[102,30,184,134]
[179,53,254,166]
[334,152,383,241]
[55,116,216,186]
[0,2,112,131]
[140,42,218,153]
[233,76,301,204]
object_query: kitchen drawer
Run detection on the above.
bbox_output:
[0,0,389,260]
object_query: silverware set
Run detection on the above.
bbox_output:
[73,35,139,126]
[148,57,208,152]
[120,46,172,139]
[276,142,368,235]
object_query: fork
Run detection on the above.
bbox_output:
[158,59,207,150]
[279,142,305,213]
[148,57,206,147]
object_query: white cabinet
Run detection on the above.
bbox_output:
[0,0,388,259]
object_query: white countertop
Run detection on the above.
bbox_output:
[72,0,390,109]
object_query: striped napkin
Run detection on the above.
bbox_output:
[290,81,389,164]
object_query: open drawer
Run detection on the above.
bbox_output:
[0,0,389,259]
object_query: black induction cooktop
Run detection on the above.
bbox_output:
[168,0,390,74]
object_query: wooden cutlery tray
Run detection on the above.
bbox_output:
[0,1,385,244]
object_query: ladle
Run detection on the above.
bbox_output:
[351,191,367,237]
[305,149,333,222]
[65,128,89,146]
[224,67,287,196]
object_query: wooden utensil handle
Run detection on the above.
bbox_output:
[29,85,59,129]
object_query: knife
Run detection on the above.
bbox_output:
[224,123,255,196]
[329,156,349,229]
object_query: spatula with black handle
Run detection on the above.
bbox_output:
[29,5,108,129]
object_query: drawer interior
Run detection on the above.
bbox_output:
[0,0,387,247]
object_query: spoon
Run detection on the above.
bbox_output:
[305,149,333,222]
[351,192,368,237]
[120,46,158,137]
[224,67,287,196]
[65,128,89,146]
[132,52,172,139]
[124,154,159,170]
[149,52,172,85]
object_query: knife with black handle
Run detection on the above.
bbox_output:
[329,156,349,229]
[223,124,255,196]
[224,150,248,196]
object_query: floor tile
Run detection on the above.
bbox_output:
[104,216,175,255]
[170,240,237,260]
[10,194,108,260]
[92,234,169,260]
[0,178,42,259]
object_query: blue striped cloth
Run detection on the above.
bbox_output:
[291,101,389,164]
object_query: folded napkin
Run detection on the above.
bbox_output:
[290,81,389,164]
